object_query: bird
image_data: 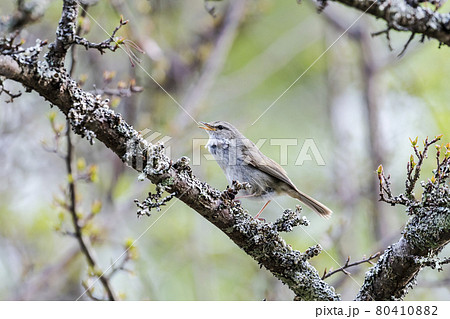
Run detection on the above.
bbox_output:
[199,120,332,219]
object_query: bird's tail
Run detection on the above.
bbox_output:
[288,189,332,219]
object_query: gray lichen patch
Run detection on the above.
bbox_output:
[143,144,172,176]
[66,83,101,144]
[404,178,450,252]
[45,0,79,67]
[134,184,177,217]
[405,208,450,251]
[273,206,310,232]
[0,33,46,66]
[122,131,173,177]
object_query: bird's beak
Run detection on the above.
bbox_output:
[198,121,216,131]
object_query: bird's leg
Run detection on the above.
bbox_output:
[233,193,256,205]
[235,194,256,200]
[253,200,271,221]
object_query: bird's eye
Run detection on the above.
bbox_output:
[217,125,224,130]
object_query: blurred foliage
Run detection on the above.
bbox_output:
[0,0,449,300]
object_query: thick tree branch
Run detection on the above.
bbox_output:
[321,0,450,46]
[45,0,79,67]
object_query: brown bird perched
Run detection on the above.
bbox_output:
[199,121,332,219]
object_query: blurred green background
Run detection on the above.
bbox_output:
[0,0,449,300]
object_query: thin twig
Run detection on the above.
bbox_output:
[72,16,129,54]
[398,32,415,57]
[371,28,393,51]
[0,79,22,102]
[405,135,443,200]
[65,122,116,301]
[322,252,381,279]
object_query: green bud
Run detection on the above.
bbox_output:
[377,165,383,175]
[91,200,102,215]
[77,158,86,171]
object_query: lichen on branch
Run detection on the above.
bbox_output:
[357,136,450,300]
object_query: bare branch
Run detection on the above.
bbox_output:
[316,0,450,47]
[45,0,79,67]
[371,29,393,51]
[322,252,380,279]
[72,16,128,54]
[65,124,116,301]
[0,78,21,102]
[398,32,416,57]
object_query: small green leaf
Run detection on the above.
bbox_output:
[377,165,383,175]
[124,238,134,249]
[91,200,102,215]
[48,111,56,123]
[409,136,418,146]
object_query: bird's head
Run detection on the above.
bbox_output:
[198,121,243,141]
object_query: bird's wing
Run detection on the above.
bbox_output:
[242,141,297,190]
